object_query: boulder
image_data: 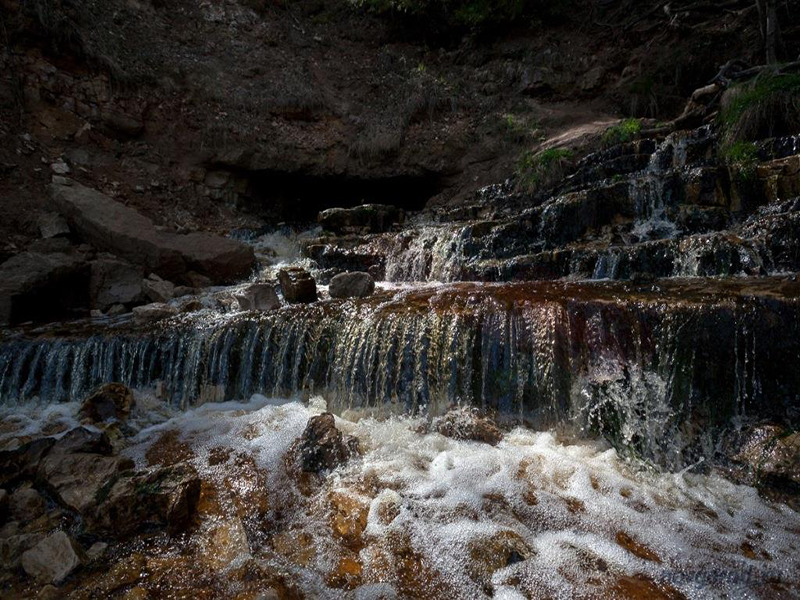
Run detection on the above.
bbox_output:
[1,532,46,572]
[50,180,256,284]
[0,252,89,326]
[37,451,128,514]
[87,463,201,537]
[132,302,179,324]
[142,274,175,303]
[329,271,375,299]
[89,258,144,310]
[79,385,134,424]
[287,413,359,475]
[432,408,503,446]
[278,268,317,303]
[9,486,46,521]
[733,424,800,485]
[0,438,56,487]
[52,427,113,454]
[20,531,85,584]
[38,213,70,239]
[235,283,281,311]
[318,204,404,234]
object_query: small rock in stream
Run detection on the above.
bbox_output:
[278,267,317,303]
[329,271,375,299]
[79,384,134,424]
[432,407,503,446]
[235,283,281,311]
[132,302,179,324]
[287,413,360,475]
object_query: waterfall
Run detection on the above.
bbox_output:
[3,282,797,465]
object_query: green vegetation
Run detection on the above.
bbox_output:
[719,72,800,144]
[601,118,642,147]
[516,147,574,192]
[498,113,543,144]
[720,141,759,182]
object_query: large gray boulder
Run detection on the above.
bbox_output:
[20,531,85,584]
[329,271,375,299]
[50,180,256,284]
[0,252,89,326]
[235,283,281,311]
[318,204,403,234]
[89,257,144,310]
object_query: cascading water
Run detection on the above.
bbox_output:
[3,280,798,467]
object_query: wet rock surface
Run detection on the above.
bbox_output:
[319,204,404,234]
[329,271,375,299]
[79,384,134,424]
[288,413,360,476]
[235,283,281,311]
[20,531,84,584]
[278,267,317,303]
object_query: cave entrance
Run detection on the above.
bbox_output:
[246,171,443,223]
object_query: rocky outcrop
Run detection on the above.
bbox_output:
[20,531,85,584]
[0,252,89,326]
[329,271,375,299]
[235,283,281,311]
[287,413,360,476]
[89,257,144,310]
[87,463,201,537]
[432,408,503,446]
[142,274,176,303]
[50,179,256,284]
[79,384,134,424]
[278,268,317,303]
[132,302,179,324]
[318,204,404,234]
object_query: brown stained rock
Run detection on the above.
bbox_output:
[277,267,317,303]
[145,430,195,467]
[288,413,359,475]
[615,531,661,562]
[325,552,363,590]
[733,424,800,485]
[327,491,370,550]
[86,462,201,537]
[432,407,503,446]
[608,574,687,600]
[20,531,85,584]
[271,531,317,567]
[37,451,127,513]
[79,384,134,424]
[467,530,532,588]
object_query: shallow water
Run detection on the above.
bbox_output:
[5,395,797,599]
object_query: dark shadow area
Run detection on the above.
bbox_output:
[246,171,444,222]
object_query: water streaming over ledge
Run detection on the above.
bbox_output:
[3,279,799,467]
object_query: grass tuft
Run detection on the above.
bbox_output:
[601,118,642,147]
[516,146,574,193]
[719,73,800,144]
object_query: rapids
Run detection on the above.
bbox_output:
[3,396,798,598]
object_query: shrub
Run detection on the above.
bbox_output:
[516,147,574,192]
[601,118,642,147]
[719,73,800,144]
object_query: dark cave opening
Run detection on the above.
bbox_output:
[245,171,444,223]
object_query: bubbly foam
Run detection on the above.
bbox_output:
[104,396,800,599]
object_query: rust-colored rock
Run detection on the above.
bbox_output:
[80,383,134,423]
